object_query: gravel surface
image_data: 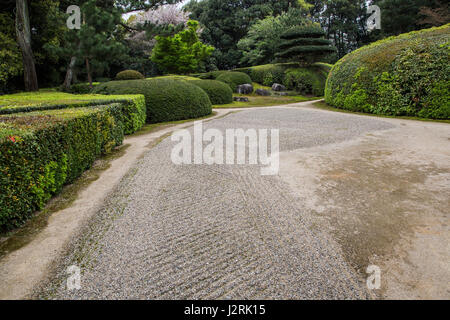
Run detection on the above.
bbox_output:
[39,107,395,299]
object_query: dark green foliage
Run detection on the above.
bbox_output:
[238,62,332,95]
[94,79,212,123]
[151,20,214,74]
[186,0,304,70]
[276,25,336,65]
[116,70,145,80]
[283,65,329,96]
[215,72,252,92]
[0,105,125,231]
[60,82,100,94]
[190,80,233,104]
[325,25,450,119]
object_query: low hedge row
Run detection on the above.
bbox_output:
[0,92,146,135]
[325,24,450,119]
[94,79,212,123]
[190,80,233,104]
[215,72,252,92]
[0,104,128,231]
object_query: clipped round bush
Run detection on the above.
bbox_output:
[190,80,233,104]
[216,72,252,92]
[94,79,212,123]
[325,24,450,119]
[115,70,145,81]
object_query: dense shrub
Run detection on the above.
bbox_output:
[94,79,212,123]
[194,70,230,80]
[216,72,252,92]
[325,25,450,119]
[237,63,331,95]
[0,92,146,135]
[190,80,233,104]
[60,82,100,94]
[0,105,127,231]
[115,70,145,80]
[284,64,330,96]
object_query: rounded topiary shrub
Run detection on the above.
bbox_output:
[115,70,145,81]
[93,79,212,123]
[190,80,233,104]
[216,72,252,92]
[325,24,450,119]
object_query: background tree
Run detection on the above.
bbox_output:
[186,0,304,70]
[276,25,336,65]
[151,20,214,74]
[15,0,38,91]
[0,12,22,93]
[124,4,190,76]
[237,6,312,66]
[309,0,368,59]
[418,1,449,26]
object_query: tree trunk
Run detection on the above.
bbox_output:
[15,0,38,91]
[85,58,92,88]
[63,56,77,90]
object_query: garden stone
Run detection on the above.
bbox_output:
[272,83,286,91]
[255,89,271,96]
[233,97,249,102]
[237,84,253,94]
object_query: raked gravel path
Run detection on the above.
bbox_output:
[38,106,395,299]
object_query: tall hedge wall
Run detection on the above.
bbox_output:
[94,79,212,123]
[325,24,450,119]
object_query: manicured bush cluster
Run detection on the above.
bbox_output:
[234,63,332,96]
[216,72,252,92]
[325,24,450,119]
[0,105,125,231]
[115,70,145,80]
[94,79,212,123]
[190,80,233,104]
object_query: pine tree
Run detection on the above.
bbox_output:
[276,25,336,65]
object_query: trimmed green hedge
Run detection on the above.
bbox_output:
[0,105,126,231]
[94,79,212,123]
[190,80,233,104]
[0,92,146,135]
[325,24,450,119]
[116,70,145,80]
[216,72,252,92]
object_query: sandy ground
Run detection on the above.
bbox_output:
[0,101,448,299]
[0,110,234,299]
[280,103,450,299]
